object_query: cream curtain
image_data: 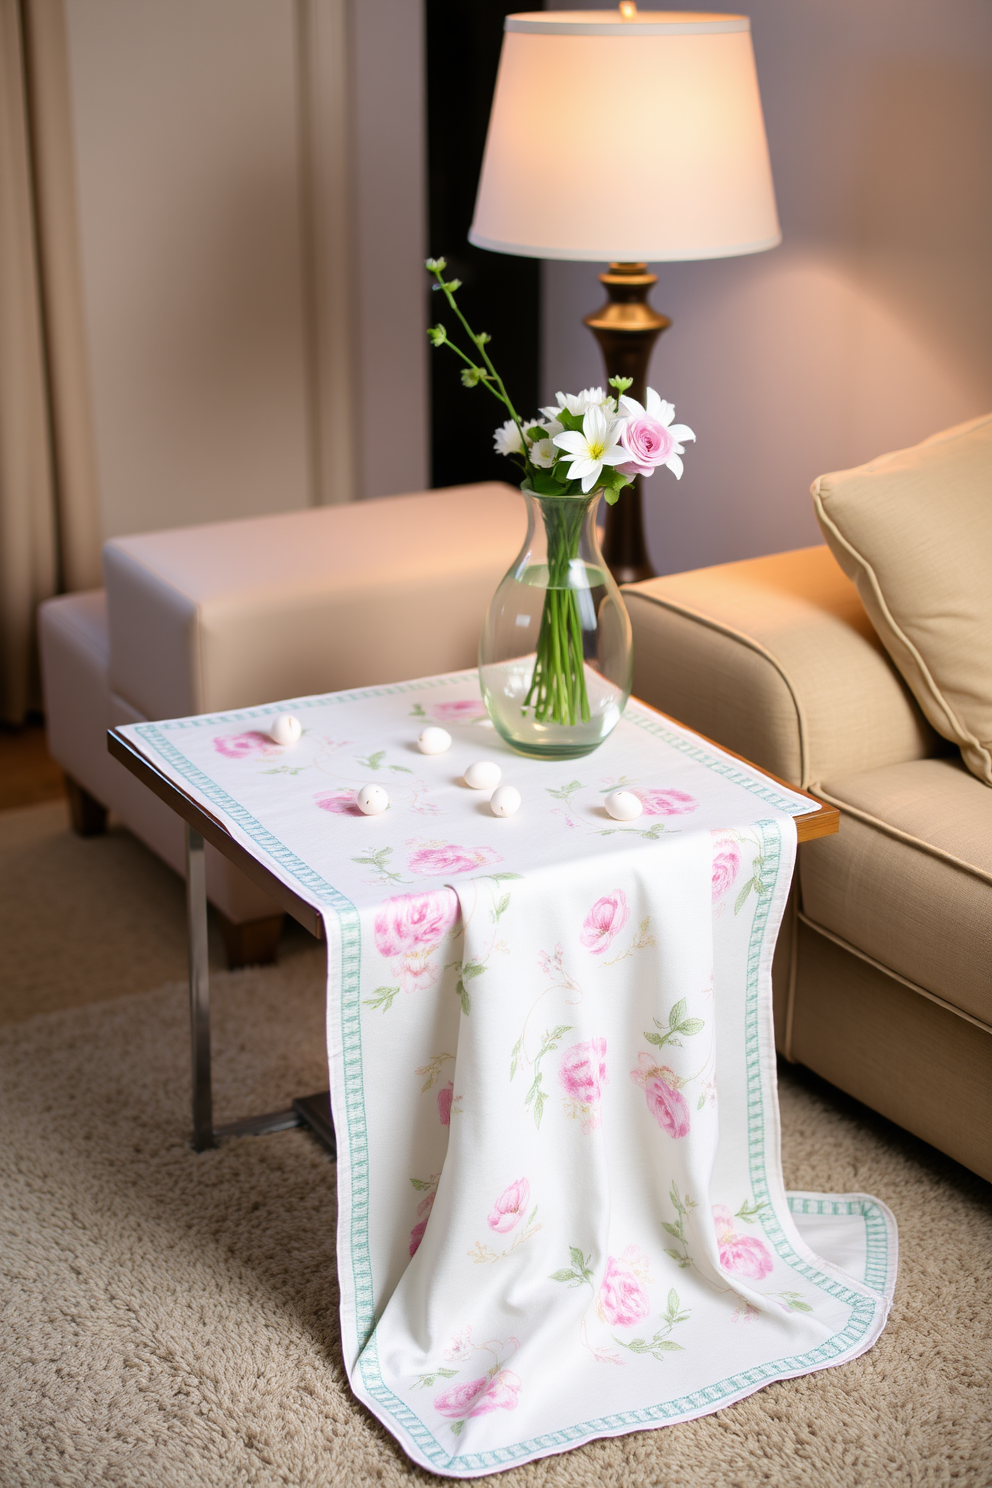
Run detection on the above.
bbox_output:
[0,0,100,723]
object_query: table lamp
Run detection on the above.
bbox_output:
[469,6,780,583]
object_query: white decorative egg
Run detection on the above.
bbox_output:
[464,760,502,791]
[490,785,521,818]
[269,713,302,747]
[356,783,389,816]
[418,726,451,755]
[605,789,643,821]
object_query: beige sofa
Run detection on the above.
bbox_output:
[624,541,991,1183]
[39,482,524,965]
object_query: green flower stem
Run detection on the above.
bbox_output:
[427,263,534,479]
[523,497,593,727]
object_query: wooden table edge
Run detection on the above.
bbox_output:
[632,698,839,844]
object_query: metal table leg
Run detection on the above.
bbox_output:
[184,823,335,1153]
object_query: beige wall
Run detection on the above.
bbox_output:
[63,0,428,544]
[541,0,992,575]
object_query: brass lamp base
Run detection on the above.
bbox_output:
[584,263,670,585]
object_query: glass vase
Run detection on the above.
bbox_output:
[479,486,633,759]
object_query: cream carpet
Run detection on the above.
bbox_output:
[1,803,990,1487]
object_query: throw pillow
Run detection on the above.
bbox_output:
[812,413,992,786]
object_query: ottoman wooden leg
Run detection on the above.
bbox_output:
[65,775,108,836]
[217,910,285,969]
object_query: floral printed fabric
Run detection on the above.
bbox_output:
[118,671,897,1478]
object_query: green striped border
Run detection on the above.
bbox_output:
[787,1196,892,1297]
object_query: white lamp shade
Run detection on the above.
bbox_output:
[469,11,781,263]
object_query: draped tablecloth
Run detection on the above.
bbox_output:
[119,671,897,1477]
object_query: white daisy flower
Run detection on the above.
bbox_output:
[529,437,557,468]
[540,386,611,420]
[552,404,630,492]
[493,418,526,457]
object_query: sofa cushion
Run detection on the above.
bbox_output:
[800,756,992,1027]
[812,413,992,786]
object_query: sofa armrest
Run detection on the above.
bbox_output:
[624,546,939,790]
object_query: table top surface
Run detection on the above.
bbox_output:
[108,688,837,941]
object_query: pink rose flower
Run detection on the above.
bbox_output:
[559,1039,608,1109]
[315,789,361,816]
[213,731,271,760]
[629,1054,691,1138]
[487,1178,530,1234]
[437,1082,454,1126]
[616,414,676,479]
[429,699,488,724]
[713,1205,773,1279]
[434,1370,521,1419]
[373,890,459,958]
[407,841,502,877]
[711,832,742,901]
[645,1076,691,1139]
[596,1255,650,1328]
[635,788,698,817]
[580,891,629,954]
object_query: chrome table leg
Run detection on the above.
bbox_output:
[183,823,334,1155]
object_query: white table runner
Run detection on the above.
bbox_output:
[120,671,897,1477]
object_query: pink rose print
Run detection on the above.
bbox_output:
[434,1370,521,1420]
[634,788,698,817]
[374,890,459,958]
[409,1190,435,1258]
[580,891,629,955]
[596,1252,651,1328]
[713,1205,773,1280]
[437,1082,454,1126]
[374,889,459,994]
[629,1052,691,1139]
[315,789,361,816]
[429,699,489,725]
[711,831,741,901]
[213,731,272,760]
[407,841,503,877]
[559,1039,608,1133]
[487,1178,530,1235]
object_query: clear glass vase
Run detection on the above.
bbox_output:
[479,486,633,759]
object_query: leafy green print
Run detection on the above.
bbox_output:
[363,985,400,1012]
[409,702,427,719]
[454,960,485,1015]
[735,1199,767,1225]
[771,1290,813,1313]
[549,1245,596,1288]
[643,998,705,1053]
[412,1367,457,1389]
[596,820,668,841]
[260,764,309,775]
[351,845,409,885]
[355,749,412,774]
[415,1052,454,1093]
[614,1289,690,1361]
[734,852,769,914]
[546,779,584,806]
[662,1182,698,1270]
[520,1024,573,1128]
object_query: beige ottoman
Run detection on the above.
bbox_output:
[40,483,524,965]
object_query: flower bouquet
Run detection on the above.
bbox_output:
[426,258,694,757]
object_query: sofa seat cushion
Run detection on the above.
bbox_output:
[801,756,992,1027]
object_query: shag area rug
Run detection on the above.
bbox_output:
[1,803,990,1487]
